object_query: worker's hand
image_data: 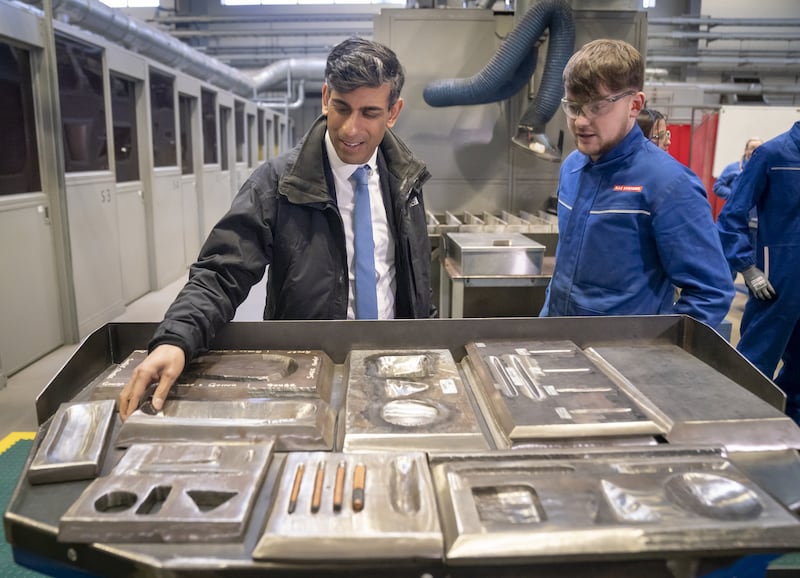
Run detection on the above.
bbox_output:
[118,344,185,422]
[742,265,776,300]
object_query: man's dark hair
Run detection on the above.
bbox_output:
[637,108,665,138]
[325,37,405,107]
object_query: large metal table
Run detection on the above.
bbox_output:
[5,316,800,577]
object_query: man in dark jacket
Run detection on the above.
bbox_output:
[119,37,434,421]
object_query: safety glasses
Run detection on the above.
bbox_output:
[560,90,637,121]
[650,130,671,143]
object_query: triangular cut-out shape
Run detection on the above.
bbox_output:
[187,490,237,512]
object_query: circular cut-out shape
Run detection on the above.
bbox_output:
[94,490,138,513]
[664,472,763,521]
[381,399,440,427]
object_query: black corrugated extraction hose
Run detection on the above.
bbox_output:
[422,0,575,161]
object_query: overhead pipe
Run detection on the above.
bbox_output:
[646,80,800,95]
[422,0,575,162]
[252,58,326,94]
[41,0,256,97]
[648,55,800,66]
[649,31,800,41]
[649,17,800,27]
[21,0,328,99]
[257,80,307,111]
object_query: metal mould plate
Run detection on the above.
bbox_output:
[115,398,336,451]
[91,349,334,403]
[59,441,274,543]
[464,340,667,446]
[444,232,545,276]
[343,349,489,452]
[253,451,442,561]
[28,400,116,485]
[432,447,800,563]
[590,344,800,452]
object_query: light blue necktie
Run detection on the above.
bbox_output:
[351,165,378,319]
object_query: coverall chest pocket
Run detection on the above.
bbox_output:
[573,199,651,291]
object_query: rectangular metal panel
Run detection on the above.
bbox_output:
[0,3,43,48]
[106,45,146,81]
[176,72,201,97]
[201,166,229,236]
[464,340,667,446]
[116,182,150,303]
[343,349,489,452]
[64,174,126,338]
[28,400,115,484]
[109,350,338,451]
[0,197,63,373]
[92,349,335,403]
[150,168,186,288]
[116,398,335,451]
[181,175,201,266]
[253,451,442,561]
[590,344,800,451]
[445,232,545,275]
[432,447,800,563]
[59,441,274,543]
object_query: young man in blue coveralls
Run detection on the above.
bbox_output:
[540,39,734,330]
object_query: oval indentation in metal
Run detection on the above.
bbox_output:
[664,472,763,520]
[380,400,440,427]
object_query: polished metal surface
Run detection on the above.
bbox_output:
[58,441,274,543]
[27,399,115,484]
[343,349,489,452]
[428,211,557,236]
[116,398,336,451]
[432,447,800,563]
[590,344,800,451]
[91,349,335,403]
[8,318,798,576]
[253,451,442,561]
[444,232,545,276]
[464,340,667,447]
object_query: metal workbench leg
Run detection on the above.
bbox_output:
[451,278,465,319]
[439,260,450,318]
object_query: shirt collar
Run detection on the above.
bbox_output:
[324,130,378,181]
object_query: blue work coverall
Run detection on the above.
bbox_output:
[541,125,734,329]
[713,160,744,200]
[717,121,800,415]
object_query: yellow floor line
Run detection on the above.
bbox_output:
[0,432,36,455]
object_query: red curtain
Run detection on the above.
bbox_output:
[669,113,723,220]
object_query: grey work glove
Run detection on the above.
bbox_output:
[742,265,776,300]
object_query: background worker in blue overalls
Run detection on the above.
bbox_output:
[717,122,800,423]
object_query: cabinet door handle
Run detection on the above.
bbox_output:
[38,204,51,225]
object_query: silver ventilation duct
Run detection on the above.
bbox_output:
[21,0,328,99]
[44,0,256,96]
[258,80,307,111]
[252,59,327,95]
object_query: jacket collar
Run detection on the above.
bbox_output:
[279,115,429,205]
[569,123,645,173]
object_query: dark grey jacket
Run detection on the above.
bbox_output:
[150,115,434,360]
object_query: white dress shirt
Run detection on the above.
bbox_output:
[325,131,396,319]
